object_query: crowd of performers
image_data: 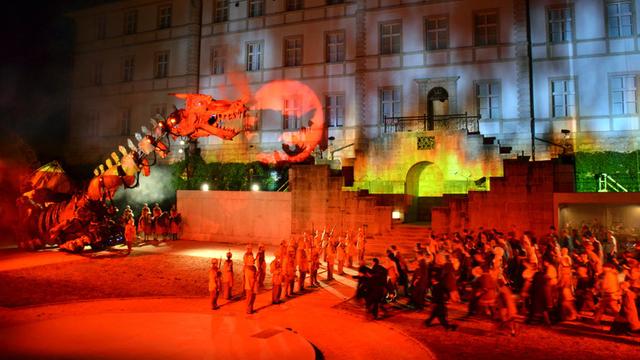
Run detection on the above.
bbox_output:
[209,224,640,336]
[209,227,367,314]
[119,203,182,254]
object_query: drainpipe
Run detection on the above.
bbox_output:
[526,0,535,161]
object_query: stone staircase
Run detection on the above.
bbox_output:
[366,223,432,261]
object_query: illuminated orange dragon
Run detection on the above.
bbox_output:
[17,94,248,252]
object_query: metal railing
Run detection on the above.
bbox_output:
[383,113,481,134]
[598,173,628,192]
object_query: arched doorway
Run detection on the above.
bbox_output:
[405,162,444,223]
[428,87,449,115]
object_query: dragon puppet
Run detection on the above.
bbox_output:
[16,94,248,252]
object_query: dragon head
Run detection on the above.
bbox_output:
[166,93,248,141]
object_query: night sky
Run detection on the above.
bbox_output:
[0,1,116,165]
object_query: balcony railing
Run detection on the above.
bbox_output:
[383,113,481,134]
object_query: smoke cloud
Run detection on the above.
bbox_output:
[113,165,176,209]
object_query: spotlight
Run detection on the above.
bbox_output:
[179,140,185,146]
[201,183,209,191]
[178,148,183,153]
[474,177,487,187]
[251,183,260,192]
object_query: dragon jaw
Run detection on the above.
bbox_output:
[167,94,248,141]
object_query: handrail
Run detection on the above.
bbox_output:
[598,173,628,192]
[383,113,481,134]
[277,179,289,192]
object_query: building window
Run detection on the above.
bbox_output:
[476,81,501,119]
[248,0,264,17]
[96,15,106,40]
[551,79,576,117]
[286,0,303,11]
[151,104,167,118]
[158,5,172,29]
[548,6,573,42]
[610,75,637,114]
[326,31,345,63]
[283,97,301,130]
[425,16,448,50]
[607,1,633,38]
[325,94,345,127]
[214,0,229,23]
[155,51,170,78]
[121,108,131,136]
[474,10,498,46]
[123,56,135,82]
[380,87,401,123]
[88,111,99,136]
[93,63,103,85]
[124,10,137,35]
[380,21,402,55]
[211,46,225,75]
[284,36,303,67]
[246,41,263,72]
[327,0,343,4]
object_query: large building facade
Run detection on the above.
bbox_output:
[68,0,640,195]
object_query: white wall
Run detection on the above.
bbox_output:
[177,190,291,244]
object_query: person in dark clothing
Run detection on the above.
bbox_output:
[410,257,430,310]
[424,277,458,331]
[527,270,552,325]
[367,258,388,319]
[353,264,371,301]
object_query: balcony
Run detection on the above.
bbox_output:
[383,113,481,134]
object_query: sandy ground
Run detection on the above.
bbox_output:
[1,240,639,360]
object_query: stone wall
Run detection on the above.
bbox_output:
[177,190,291,245]
[290,165,392,235]
[432,158,575,236]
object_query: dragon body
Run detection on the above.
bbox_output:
[17,94,247,252]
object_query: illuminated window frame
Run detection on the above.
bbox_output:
[325,30,345,63]
[93,62,103,86]
[379,86,402,124]
[155,51,170,78]
[286,0,303,11]
[425,15,449,51]
[88,111,100,136]
[475,80,501,120]
[123,56,135,82]
[284,36,303,67]
[124,9,137,35]
[151,103,167,118]
[474,10,498,46]
[210,46,226,75]
[550,77,577,118]
[609,74,638,115]
[246,41,263,72]
[379,20,402,55]
[283,97,301,130]
[547,5,574,43]
[248,0,264,18]
[606,1,634,38]
[121,107,131,136]
[325,93,345,128]
[157,4,172,29]
[96,15,106,40]
[213,0,229,23]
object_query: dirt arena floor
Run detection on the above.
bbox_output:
[1,240,638,360]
